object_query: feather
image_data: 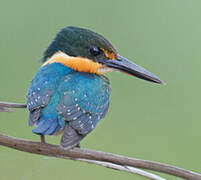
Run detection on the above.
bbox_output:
[29,108,41,126]
[60,125,85,149]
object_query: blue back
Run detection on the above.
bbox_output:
[26,63,111,135]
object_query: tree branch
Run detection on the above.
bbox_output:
[0,133,165,180]
[0,101,201,180]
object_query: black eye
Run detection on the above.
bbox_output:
[89,46,102,57]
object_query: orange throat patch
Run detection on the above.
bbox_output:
[43,52,106,75]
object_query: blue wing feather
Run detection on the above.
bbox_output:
[57,73,111,135]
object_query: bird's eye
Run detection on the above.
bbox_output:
[89,46,102,57]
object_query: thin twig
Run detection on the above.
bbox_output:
[0,102,27,109]
[0,101,201,180]
[75,159,166,180]
[0,107,12,112]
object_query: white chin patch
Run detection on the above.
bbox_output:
[98,67,114,73]
[49,51,72,59]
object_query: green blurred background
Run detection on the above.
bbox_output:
[0,0,201,179]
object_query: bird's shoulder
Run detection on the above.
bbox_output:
[26,63,73,111]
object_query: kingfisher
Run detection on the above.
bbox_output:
[26,26,164,149]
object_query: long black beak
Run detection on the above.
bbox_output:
[102,55,165,84]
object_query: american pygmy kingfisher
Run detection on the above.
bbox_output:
[26,26,164,149]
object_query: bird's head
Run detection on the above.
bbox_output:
[42,26,164,84]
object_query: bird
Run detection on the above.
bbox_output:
[26,26,164,149]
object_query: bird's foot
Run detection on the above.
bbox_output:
[75,143,81,148]
[40,135,46,144]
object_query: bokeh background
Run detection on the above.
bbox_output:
[0,0,201,179]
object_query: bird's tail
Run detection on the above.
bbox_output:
[32,115,62,135]
[60,125,85,149]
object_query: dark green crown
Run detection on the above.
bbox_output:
[41,26,117,62]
